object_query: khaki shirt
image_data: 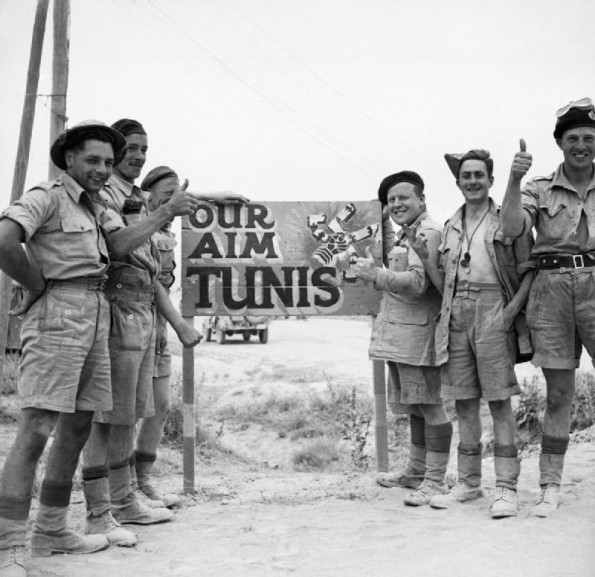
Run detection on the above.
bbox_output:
[368,212,443,366]
[0,172,109,280]
[522,163,595,255]
[435,199,532,366]
[100,173,159,281]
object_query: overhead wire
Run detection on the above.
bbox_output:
[140,0,381,178]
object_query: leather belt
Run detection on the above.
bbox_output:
[46,277,106,291]
[537,253,595,271]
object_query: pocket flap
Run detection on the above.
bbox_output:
[387,305,428,325]
[61,216,94,233]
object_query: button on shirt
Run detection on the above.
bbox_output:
[100,173,159,280]
[0,173,109,280]
[522,163,595,255]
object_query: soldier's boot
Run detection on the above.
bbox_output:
[31,504,108,557]
[135,451,180,508]
[0,547,26,577]
[82,474,137,547]
[430,443,483,509]
[0,498,30,577]
[129,453,167,509]
[491,445,521,519]
[109,459,173,525]
[532,436,568,518]
[404,422,452,506]
[376,414,426,489]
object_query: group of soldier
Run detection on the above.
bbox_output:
[0,118,246,575]
[0,97,593,574]
[353,98,595,521]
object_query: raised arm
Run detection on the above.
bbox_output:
[501,139,533,238]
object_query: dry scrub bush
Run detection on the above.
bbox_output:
[515,371,595,449]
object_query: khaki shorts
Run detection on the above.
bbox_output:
[387,361,442,415]
[94,291,156,425]
[527,268,595,369]
[441,283,520,401]
[18,285,112,413]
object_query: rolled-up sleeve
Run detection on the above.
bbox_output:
[0,188,52,241]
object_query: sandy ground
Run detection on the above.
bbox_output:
[3,317,594,577]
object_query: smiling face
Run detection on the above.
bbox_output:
[456,159,493,205]
[147,175,180,212]
[386,182,425,227]
[557,126,595,172]
[114,132,148,183]
[65,139,114,193]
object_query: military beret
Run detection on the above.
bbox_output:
[111,118,147,137]
[553,99,595,139]
[377,171,424,205]
[140,165,178,191]
[50,119,127,170]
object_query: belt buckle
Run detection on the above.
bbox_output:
[573,254,584,269]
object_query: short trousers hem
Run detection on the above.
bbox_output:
[530,354,580,370]
[440,383,520,402]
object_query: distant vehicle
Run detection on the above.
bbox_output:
[202,315,271,344]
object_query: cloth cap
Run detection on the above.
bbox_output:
[50,120,127,170]
[111,118,147,137]
[553,104,595,139]
[377,171,424,205]
[140,166,179,191]
[444,153,464,178]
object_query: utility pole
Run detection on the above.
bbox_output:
[0,0,50,375]
[49,0,70,179]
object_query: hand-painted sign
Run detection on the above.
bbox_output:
[181,200,382,317]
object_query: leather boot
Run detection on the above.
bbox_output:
[31,504,108,557]
[430,445,483,509]
[404,451,449,506]
[134,452,178,508]
[83,477,137,547]
[109,462,172,525]
[0,546,26,577]
[375,443,425,489]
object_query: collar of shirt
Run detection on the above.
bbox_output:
[450,197,499,231]
[108,172,139,198]
[60,172,86,204]
[550,163,595,194]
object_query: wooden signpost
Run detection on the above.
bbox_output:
[180,200,388,492]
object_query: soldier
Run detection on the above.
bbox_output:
[133,166,186,508]
[411,150,533,518]
[0,121,126,575]
[501,99,595,517]
[354,171,453,506]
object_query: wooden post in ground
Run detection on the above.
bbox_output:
[182,316,196,493]
[49,0,70,179]
[0,0,50,375]
[373,359,389,472]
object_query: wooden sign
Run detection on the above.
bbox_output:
[181,200,383,317]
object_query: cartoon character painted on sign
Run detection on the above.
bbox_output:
[307,203,379,283]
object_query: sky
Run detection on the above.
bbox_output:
[1,0,595,225]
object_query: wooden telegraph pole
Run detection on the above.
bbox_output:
[49,0,70,179]
[0,0,50,374]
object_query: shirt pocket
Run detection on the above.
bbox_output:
[538,203,572,241]
[61,215,95,233]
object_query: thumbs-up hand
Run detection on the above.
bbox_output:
[511,138,533,181]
